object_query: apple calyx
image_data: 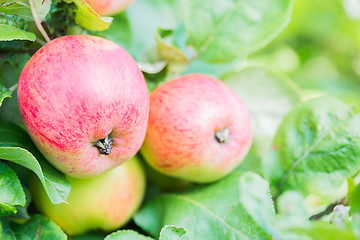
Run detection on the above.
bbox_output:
[215,128,230,143]
[94,135,113,155]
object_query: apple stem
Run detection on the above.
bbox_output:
[29,0,51,43]
[215,128,230,143]
[94,135,113,155]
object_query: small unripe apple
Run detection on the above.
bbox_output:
[141,156,192,191]
[85,0,134,16]
[140,74,252,183]
[17,35,149,178]
[29,156,146,236]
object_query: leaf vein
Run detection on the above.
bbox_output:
[162,194,250,239]
[277,118,350,191]
[198,0,242,56]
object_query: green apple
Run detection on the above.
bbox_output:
[29,156,146,236]
[141,156,192,192]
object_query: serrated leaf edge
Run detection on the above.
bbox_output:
[0,146,68,204]
[158,193,250,239]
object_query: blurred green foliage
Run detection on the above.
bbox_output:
[250,0,360,110]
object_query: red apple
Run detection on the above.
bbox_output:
[85,0,134,16]
[29,156,146,236]
[140,74,252,183]
[17,35,149,178]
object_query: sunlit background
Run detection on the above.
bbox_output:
[249,0,360,109]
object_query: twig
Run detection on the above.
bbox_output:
[36,38,47,46]
[309,197,347,221]
[29,0,51,43]
[8,84,18,92]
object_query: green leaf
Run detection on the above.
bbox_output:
[238,172,277,237]
[94,12,131,49]
[0,0,33,21]
[0,24,36,41]
[265,96,360,197]
[0,88,11,107]
[291,222,358,240]
[0,121,70,204]
[105,229,154,240]
[275,191,310,240]
[69,0,112,31]
[32,0,52,22]
[184,58,241,79]
[134,171,274,240]
[71,233,106,240]
[69,231,106,240]
[0,14,34,42]
[0,0,52,22]
[221,66,301,156]
[45,0,77,33]
[184,0,294,63]
[352,213,360,237]
[0,217,15,240]
[0,12,36,50]
[156,28,189,64]
[0,14,31,28]
[0,161,26,216]
[97,0,181,61]
[349,183,360,213]
[0,52,30,85]
[235,152,263,174]
[0,53,31,124]
[11,214,67,240]
[159,225,189,240]
[12,186,31,219]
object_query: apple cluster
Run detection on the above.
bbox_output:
[18,35,252,235]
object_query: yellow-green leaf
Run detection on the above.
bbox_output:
[0,24,35,41]
[71,0,112,31]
